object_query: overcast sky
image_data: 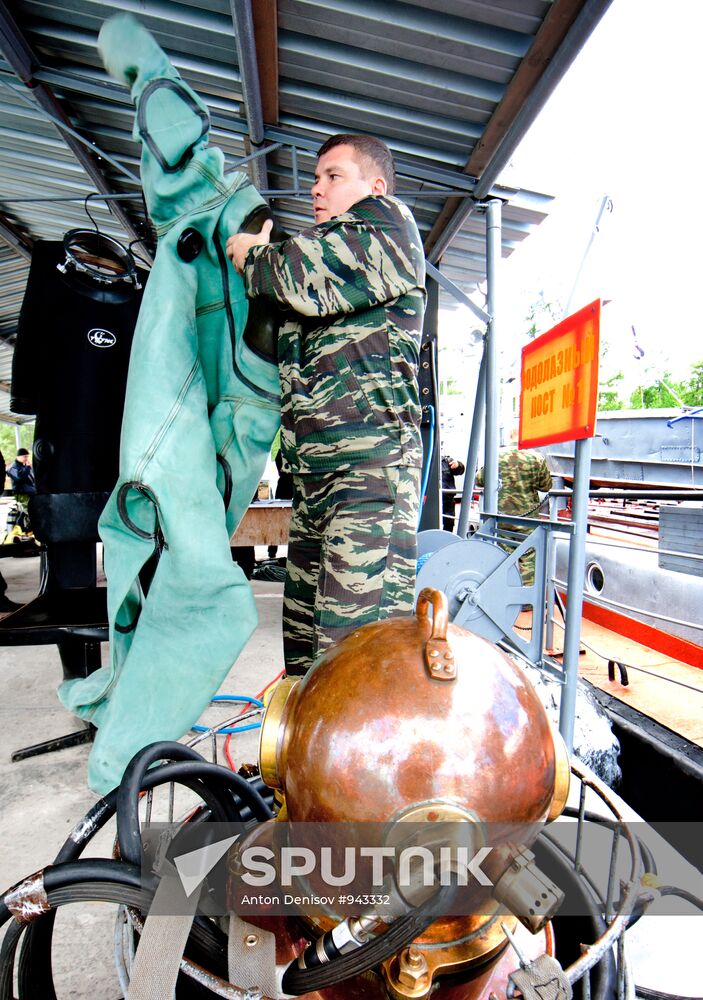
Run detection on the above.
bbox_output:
[493,0,703,394]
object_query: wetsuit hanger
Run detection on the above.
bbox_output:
[57,193,142,291]
[58,229,141,289]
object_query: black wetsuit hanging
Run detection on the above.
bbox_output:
[10,239,147,494]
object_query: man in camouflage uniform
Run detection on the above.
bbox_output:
[227,134,426,674]
[476,437,552,585]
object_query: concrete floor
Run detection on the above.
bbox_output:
[1,547,701,997]
[0,546,284,997]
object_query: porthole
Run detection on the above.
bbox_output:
[585,561,605,595]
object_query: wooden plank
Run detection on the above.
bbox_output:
[230,500,291,545]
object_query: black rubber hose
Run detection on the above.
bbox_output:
[7,875,229,1000]
[117,742,220,864]
[148,761,274,824]
[118,759,274,852]
[0,918,25,1000]
[18,801,214,1000]
[46,886,228,971]
[17,760,268,1000]
[281,880,457,995]
[3,744,271,996]
[117,742,273,865]
[54,764,266,867]
[44,859,145,895]
[0,859,143,932]
[38,882,227,996]
[234,775,275,823]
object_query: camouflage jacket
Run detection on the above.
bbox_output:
[243,194,426,474]
[476,447,552,516]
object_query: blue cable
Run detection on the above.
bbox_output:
[191,694,264,734]
[418,403,436,528]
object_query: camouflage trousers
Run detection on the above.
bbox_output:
[284,465,420,674]
[498,524,537,585]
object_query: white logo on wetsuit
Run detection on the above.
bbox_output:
[87,328,117,348]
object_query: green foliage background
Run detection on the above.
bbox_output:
[598,361,703,411]
[0,423,34,475]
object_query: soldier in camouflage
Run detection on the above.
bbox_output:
[476,441,552,585]
[227,134,426,674]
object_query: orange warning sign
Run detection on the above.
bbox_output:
[519,299,600,448]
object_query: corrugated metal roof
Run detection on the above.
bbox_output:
[0,0,613,423]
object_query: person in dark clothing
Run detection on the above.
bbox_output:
[0,447,22,614]
[7,448,36,499]
[441,455,465,532]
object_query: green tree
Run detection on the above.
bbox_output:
[629,373,684,409]
[679,362,703,406]
[598,371,625,411]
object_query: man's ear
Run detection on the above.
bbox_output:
[371,176,387,196]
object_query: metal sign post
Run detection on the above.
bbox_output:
[558,434,593,751]
[519,299,601,752]
[483,199,502,530]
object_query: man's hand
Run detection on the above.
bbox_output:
[226,219,273,274]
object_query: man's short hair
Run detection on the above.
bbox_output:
[317,134,396,195]
[16,448,29,457]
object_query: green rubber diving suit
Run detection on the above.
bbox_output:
[59,14,280,794]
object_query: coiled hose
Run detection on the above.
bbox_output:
[0,741,273,999]
[6,742,699,999]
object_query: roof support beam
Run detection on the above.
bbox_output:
[0,213,33,261]
[424,0,614,263]
[230,0,270,192]
[0,0,147,253]
[252,0,279,125]
[0,408,28,425]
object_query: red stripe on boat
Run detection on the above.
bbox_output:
[558,593,703,671]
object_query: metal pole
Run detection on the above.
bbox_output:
[230,0,268,192]
[482,199,502,526]
[457,345,486,538]
[559,435,593,750]
[545,492,558,649]
[424,260,489,325]
[563,195,612,316]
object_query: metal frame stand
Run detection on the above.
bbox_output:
[11,723,94,762]
[422,191,592,753]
